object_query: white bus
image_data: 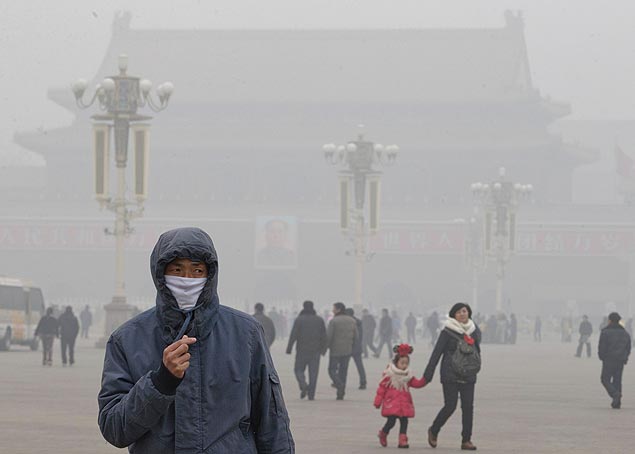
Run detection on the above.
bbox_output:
[0,277,45,351]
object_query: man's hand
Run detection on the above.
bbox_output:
[163,335,197,379]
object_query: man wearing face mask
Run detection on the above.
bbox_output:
[98,227,295,453]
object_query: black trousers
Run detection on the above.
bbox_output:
[328,355,351,398]
[601,360,624,398]
[61,337,76,365]
[294,352,321,399]
[576,341,591,357]
[430,382,475,443]
[407,329,416,344]
[374,336,393,359]
[351,352,367,386]
[41,335,54,364]
[383,416,408,434]
[362,333,375,358]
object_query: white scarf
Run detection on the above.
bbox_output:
[165,276,206,311]
[382,363,413,391]
[444,317,476,336]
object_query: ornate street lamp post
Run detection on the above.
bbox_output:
[72,54,173,346]
[323,126,398,310]
[471,167,532,313]
[462,210,486,312]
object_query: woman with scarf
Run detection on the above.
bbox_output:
[374,343,427,448]
[423,303,481,451]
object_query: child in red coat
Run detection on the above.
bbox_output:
[374,344,426,448]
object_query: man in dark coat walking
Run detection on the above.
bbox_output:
[326,302,357,400]
[373,309,393,359]
[405,312,417,344]
[598,312,631,409]
[286,300,327,400]
[253,302,276,347]
[58,306,79,366]
[575,315,593,358]
[345,308,367,390]
[361,309,376,358]
[34,307,59,366]
[98,227,294,453]
[426,311,440,346]
[80,305,93,338]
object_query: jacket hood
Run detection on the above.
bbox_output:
[150,227,220,342]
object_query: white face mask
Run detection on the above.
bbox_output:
[164,276,207,311]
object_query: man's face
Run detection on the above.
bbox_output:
[332,305,340,315]
[165,258,208,279]
[265,220,288,248]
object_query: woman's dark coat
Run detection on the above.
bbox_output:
[423,325,482,384]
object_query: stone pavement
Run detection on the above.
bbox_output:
[0,334,632,453]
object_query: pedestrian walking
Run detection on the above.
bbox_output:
[373,309,393,359]
[575,315,593,358]
[391,310,402,343]
[424,303,481,451]
[426,311,440,346]
[534,316,542,342]
[405,312,417,344]
[374,343,427,449]
[598,312,631,409]
[286,300,327,400]
[253,302,276,347]
[58,306,79,366]
[34,307,59,366]
[361,309,377,358]
[509,313,518,344]
[79,305,93,338]
[326,302,357,400]
[345,308,367,390]
[98,227,294,453]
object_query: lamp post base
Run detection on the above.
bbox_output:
[95,296,136,348]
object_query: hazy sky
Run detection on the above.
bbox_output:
[1,0,635,165]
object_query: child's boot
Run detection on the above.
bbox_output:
[398,433,409,448]
[378,429,388,447]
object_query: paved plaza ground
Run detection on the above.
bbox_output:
[0,331,633,453]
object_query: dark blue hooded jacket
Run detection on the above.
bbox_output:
[98,227,295,453]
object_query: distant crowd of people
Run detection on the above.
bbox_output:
[48,226,626,453]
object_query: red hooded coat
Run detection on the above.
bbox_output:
[373,366,426,418]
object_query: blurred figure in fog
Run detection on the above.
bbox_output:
[391,310,401,342]
[361,309,377,358]
[374,309,393,359]
[80,305,92,338]
[345,307,367,390]
[58,306,79,366]
[405,312,417,344]
[534,316,542,342]
[268,307,281,341]
[598,312,631,409]
[496,314,508,344]
[560,316,573,343]
[575,315,593,358]
[509,314,518,344]
[35,307,59,366]
[426,311,440,346]
[279,310,288,339]
[327,302,357,400]
[286,300,327,400]
[253,303,276,347]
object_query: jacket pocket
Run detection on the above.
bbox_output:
[268,371,285,416]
